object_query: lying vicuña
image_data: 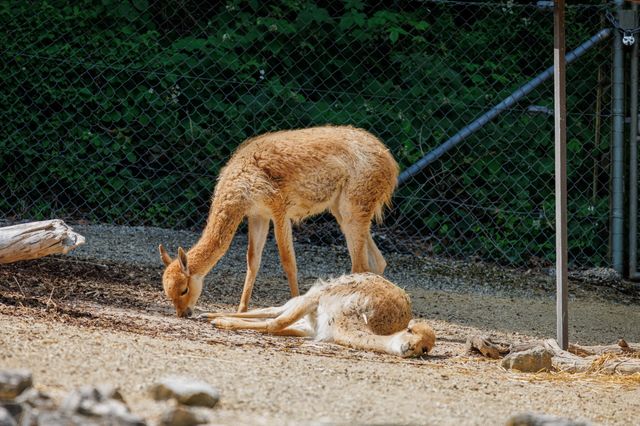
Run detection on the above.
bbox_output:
[201,273,436,358]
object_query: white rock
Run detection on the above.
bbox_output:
[150,377,220,408]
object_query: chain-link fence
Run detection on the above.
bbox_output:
[1,0,613,267]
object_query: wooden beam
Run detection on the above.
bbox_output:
[554,0,569,350]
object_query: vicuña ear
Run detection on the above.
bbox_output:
[159,244,172,267]
[177,246,190,276]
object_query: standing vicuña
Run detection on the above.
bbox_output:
[200,273,436,358]
[159,125,399,317]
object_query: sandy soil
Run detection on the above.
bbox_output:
[1,225,640,425]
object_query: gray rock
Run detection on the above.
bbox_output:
[501,347,553,373]
[506,412,592,426]
[0,370,32,400]
[0,403,21,421]
[28,411,70,426]
[60,384,124,415]
[17,405,39,426]
[160,405,208,426]
[60,385,145,426]
[3,389,56,426]
[35,411,102,426]
[0,407,17,426]
[15,388,55,410]
[150,377,220,408]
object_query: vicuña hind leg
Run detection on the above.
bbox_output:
[366,234,386,274]
[211,296,316,336]
[199,295,305,320]
[199,305,286,320]
[332,200,371,273]
[344,220,373,273]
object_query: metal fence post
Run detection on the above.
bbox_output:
[554,0,569,350]
[611,0,626,274]
[628,4,640,280]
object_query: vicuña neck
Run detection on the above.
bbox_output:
[187,191,247,276]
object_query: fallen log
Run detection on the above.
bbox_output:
[0,220,85,264]
[468,334,640,375]
[568,339,640,356]
[542,339,640,375]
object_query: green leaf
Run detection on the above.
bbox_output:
[173,37,207,52]
[344,0,364,10]
[139,114,151,125]
[105,110,121,122]
[77,88,93,100]
[487,159,501,175]
[389,29,399,44]
[340,11,366,29]
[132,0,148,11]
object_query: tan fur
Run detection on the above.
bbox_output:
[201,273,436,358]
[160,125,399,316]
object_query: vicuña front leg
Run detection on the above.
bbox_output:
[331,324,431,358]
[330,326,396,355]
[273,216,299,297]
[238,215,270,312]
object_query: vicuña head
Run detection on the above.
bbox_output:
[159,245,204,317]
[389,319,436,357]
[159,125,398,316]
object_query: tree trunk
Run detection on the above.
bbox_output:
[0,220,85,264]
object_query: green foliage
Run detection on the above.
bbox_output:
[0,1,609,265]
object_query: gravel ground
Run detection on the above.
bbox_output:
[1,223,640,425]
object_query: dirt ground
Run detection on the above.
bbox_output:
[1,225,640,425]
